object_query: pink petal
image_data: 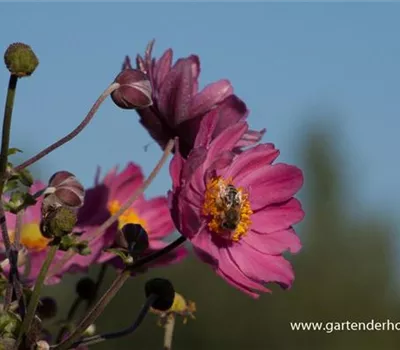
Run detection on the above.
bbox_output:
[244,228,301,255]
[190,55,201,94]
[216,269,266,298]
[239,163,304,211]
[212,95,248,137]
[173,62,193,124]
[179,199,203,238]
[226,143,279,181]
[137,197,175,239]
[190,79,233,118]
[138,107,171,149]
[191,226,220,263]
[218,248,270,296]
[250,198,305,233]
[169,139,185,191]
[158,58,194,122]
[106,163,145,203]
[77,185,109,226]
[206,121,248,164]
[122,56,132,70]
[182,147,207,186]
[154,48,173,91]
[235,128,266,148]
[229,241,295,288]
[193,108,218,149]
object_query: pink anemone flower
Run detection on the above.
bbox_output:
[75,162,187,272]
[123,40,265,157]
[169,115,304,298]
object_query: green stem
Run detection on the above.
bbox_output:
[0,74,18,251]
[15,244,59,348]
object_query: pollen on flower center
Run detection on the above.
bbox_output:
[9,223,50,252]
[108,200,149,232]
[202,177,252,242]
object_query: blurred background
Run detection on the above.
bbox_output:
[1,3,400,350]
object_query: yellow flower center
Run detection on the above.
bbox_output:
[108,200,149,232]
[202,176,252,242]
[9,223,50,252]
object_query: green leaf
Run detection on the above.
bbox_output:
[7,148,22,156]
[17,169,33,187]
[4,180,19,193]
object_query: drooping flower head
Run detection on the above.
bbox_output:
[76,162,187,271]
[169,115,304,298]
[122,40,265,158]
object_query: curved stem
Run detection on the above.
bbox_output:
[48,139,175,278]
[15,244,59,348]
[63,294,158,348]
[129,235,186,271]
[15,82,120,172]
[55,270,131,350]
[54,234,186,350]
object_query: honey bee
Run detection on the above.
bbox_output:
[219,184,242,231]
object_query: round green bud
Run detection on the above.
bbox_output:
[42,207,77,238]
[4,43,39,77]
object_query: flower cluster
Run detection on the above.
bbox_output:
[0,40,304,349]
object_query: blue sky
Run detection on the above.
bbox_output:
[0,3,399,224]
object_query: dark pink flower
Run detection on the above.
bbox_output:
[123,40,265,157]
[169,115,304,298]
[75,163,187,272]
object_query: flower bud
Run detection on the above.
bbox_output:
[76,277,97,301]
[145,278,175,311]
[119,223,149,258]
[35,340,50,350]
[40,207,77,238]
[37,297,57,320]
[111,69,152,110]
[4,43,39,77]
[42,171,84,216]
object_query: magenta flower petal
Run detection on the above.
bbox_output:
[250,198,304,233]
[244,228,301,255]
[190,79,233,118]
[169,139,184,191]
[229,241,295,288]
[242,164,304,210]
[102,162,145,203]
[169,116,304,297]
[158,58,194,121]
[126,40,262,157]
[216,269,266,299]
[153,48,173,91]
[225,143,279,180]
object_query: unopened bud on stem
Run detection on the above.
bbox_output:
[145,278,175,311]
[4,43,39,77]
[40,207,77,239]
[111,69,152,110]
